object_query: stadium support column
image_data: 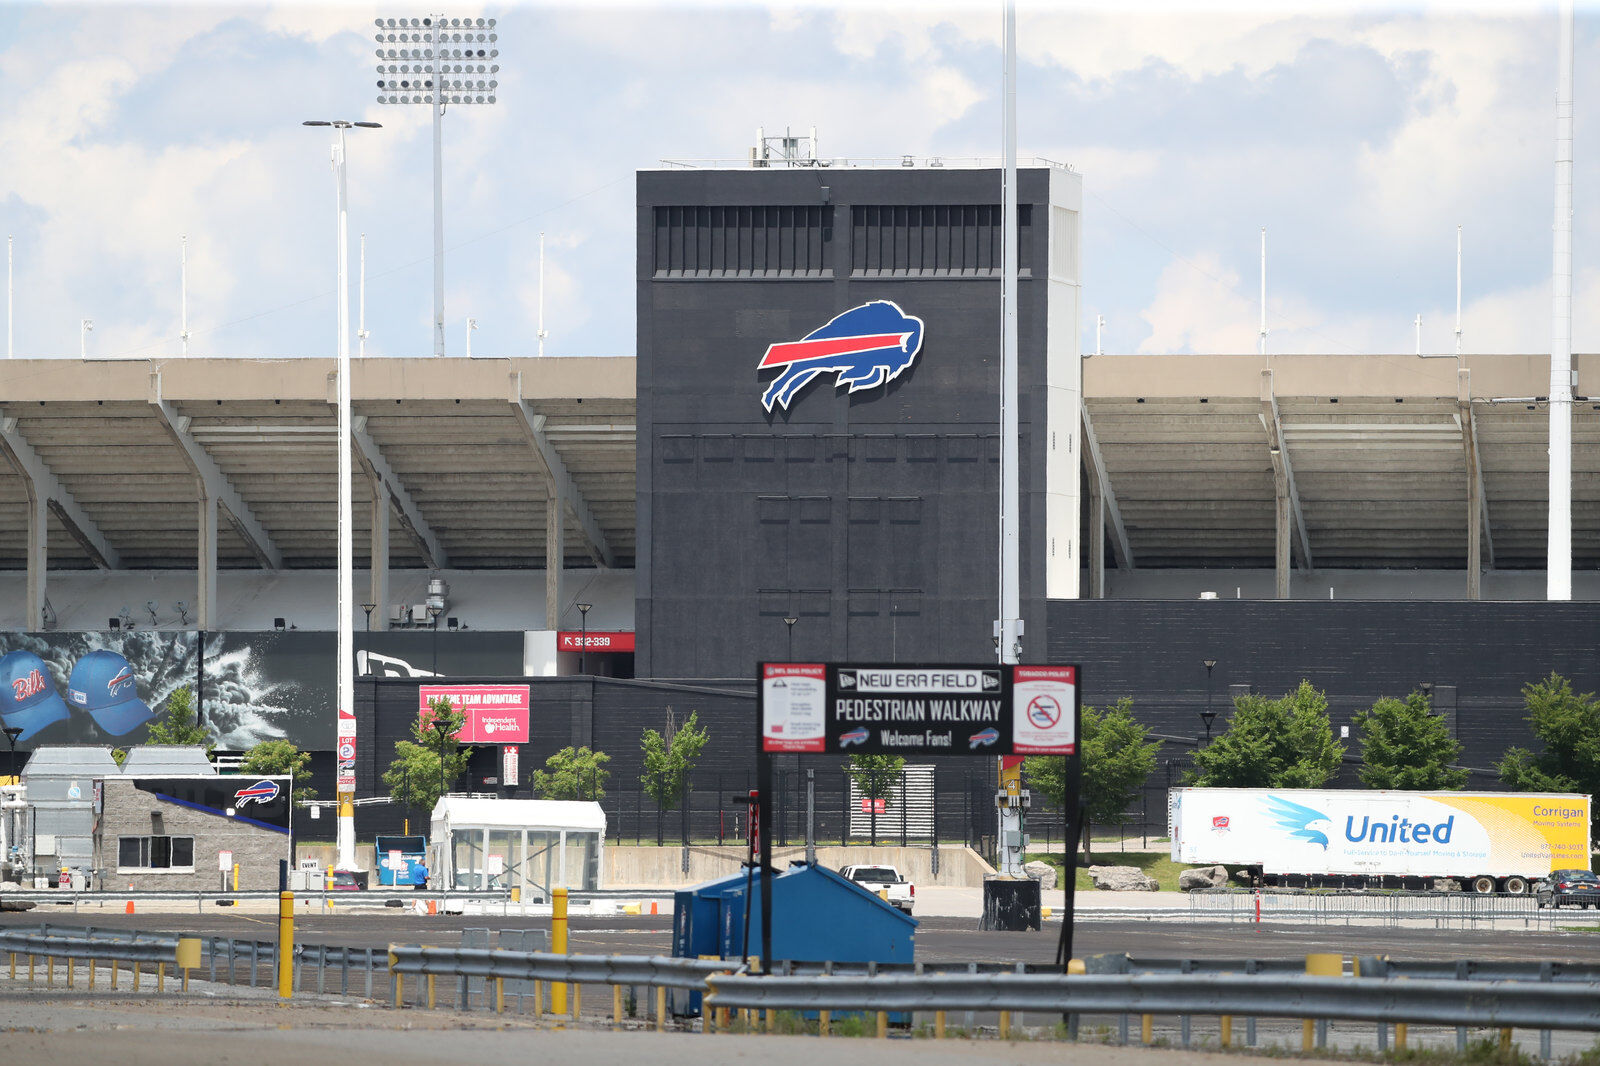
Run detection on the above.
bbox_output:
[1458,368,1490,600]
[370,482,389,630]
[1260,369,1311,599]
[24,486,45,631]
[1548,0,1575,601]
[197,495,218,629]
[546,484,564,632]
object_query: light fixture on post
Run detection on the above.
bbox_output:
[304,117,382,877]
[576,602,592,675]
[1201,659,1218,746]
[466,317,477,357]
[79,319,93,359]
[3,725,22,782]
[783,616,798,661]
[361,603,376,631]
[373,15,501,356]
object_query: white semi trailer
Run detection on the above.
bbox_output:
[1170,787,1591,894]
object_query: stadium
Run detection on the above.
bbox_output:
[0,155,1593,863]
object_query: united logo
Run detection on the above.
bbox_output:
[758,301,924,412]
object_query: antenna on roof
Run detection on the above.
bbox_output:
[1455,224,1463,358]
[537,232,548,357]
[180,235,188,357]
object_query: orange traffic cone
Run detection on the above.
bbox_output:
[650,901,658,915]
[125,899,134,914]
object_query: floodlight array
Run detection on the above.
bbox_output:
[375,16,499,105]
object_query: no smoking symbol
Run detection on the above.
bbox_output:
[1026,695,1062,729]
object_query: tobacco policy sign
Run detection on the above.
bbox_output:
[759,663,1079,757]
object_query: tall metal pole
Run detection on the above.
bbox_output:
[6,235,12,358]
[1455,225,1463,358]
[1259,228,1268,356]
[334,125,358,872]
[1549,0,1575,601]
[359,233,368,357]
[995,0,1024,881]
[180,235,189,356]
[538,231,548,357]
[431,15,446,357]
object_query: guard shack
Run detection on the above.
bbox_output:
[672,862,915,1014]
[428,796,605,900]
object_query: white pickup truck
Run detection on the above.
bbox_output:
[841,864,915,915]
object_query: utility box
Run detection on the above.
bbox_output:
[671,862,916,1015]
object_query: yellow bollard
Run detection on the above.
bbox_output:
[613,984,623,1028]
[158,962,166,993]
[1141,1014,1153,1044]
[1500,1028,1512,1056]
[512,886,520,904]
[1396,1023,1409,1050]
[552,887,569,1015]
[427,973,436,1009]
[67,957,74,988]
[47,956,53,987]
[7,952,11,980]
[1221,1015,1233,1047]
[876,1010,887,1038]
[232,863,240,892]
[177,939,199,994]
[277,891,294,1000]
[393,972,404,1009]
[533,979,543,1020]
[27,954,33,985]
[572,983,581,1021]
[934,1010,945,1039]
[1303,954,1342,1052]
[656,985,667,1033]
[999,1011,1011,1040]
[88,958,95,988]
[820,1010,830,1037]
[133,961,140,989]
[110,958,117,991]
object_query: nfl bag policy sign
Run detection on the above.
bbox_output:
[760,663,1078,756]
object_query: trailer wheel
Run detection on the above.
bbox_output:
[1471,875,1496,894]
[1503,876,1529,895]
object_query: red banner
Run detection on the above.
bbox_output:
[558,631,635,652]
[419,685,530,744]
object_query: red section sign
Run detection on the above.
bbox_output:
[558,631,636,652]
[860,798,887,814]
[419,685,531,744]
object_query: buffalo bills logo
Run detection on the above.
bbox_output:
[968,727,999,749]
[1212,816,1230,831]
[234,780,280,806]
[839,727,870,749]
[107,666,135,696]
[759,301,924,412]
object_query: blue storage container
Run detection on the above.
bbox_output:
[671,862,916,1017]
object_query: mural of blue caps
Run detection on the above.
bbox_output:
[0,649,71,742]
[66,649,156,736]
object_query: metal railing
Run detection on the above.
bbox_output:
[0,929,200,992]
[1184,889,1558,927]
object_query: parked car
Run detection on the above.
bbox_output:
[329,869,364,891]
[840,863,914,915]
[1534,869,1600,909]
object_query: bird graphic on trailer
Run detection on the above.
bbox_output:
[1264,795,1331,850]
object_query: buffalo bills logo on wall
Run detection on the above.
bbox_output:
[758,300,924,412]
[233,780,281,807]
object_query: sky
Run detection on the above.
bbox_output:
[0,0,1596,360]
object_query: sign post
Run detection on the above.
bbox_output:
[757,662,1081,973]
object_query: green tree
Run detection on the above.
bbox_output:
[1027,697,1161,862]
[1189,680,1344,788]
[1498,673,1600,838]
[241,739,318,807]
[382,696,472,819]
[845,753,905,845]
[533,746,611,802]
[143,685,212,751]
[641,707,709,814]
[1354,691,1467,790]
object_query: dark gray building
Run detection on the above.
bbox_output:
[636,164,1083,677]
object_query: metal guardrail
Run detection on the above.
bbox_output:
[0,930,182,966]
[701,971,1600,1032]
[388,946,726,990]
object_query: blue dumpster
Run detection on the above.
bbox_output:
[671,861,916,1016]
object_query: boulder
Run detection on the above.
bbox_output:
[1023,860,1058,891]
[1178,865,1230,891]
[1432,878,1463,893]
[0,898,36,912]
[1087,865,1159,892]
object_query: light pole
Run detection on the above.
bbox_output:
[783,616,797,660]
[432,714,451,806]
[465,317,477,357]
[304,117,381,875]
[373,15,500,355]
[428,603,443,674]
[576,602,592,674]
[1201,659,1218,747]
[3,726,21,782]
[361,603,375,631]
[79,319,92,359]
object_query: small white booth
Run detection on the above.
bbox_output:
[428,796,605,899]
